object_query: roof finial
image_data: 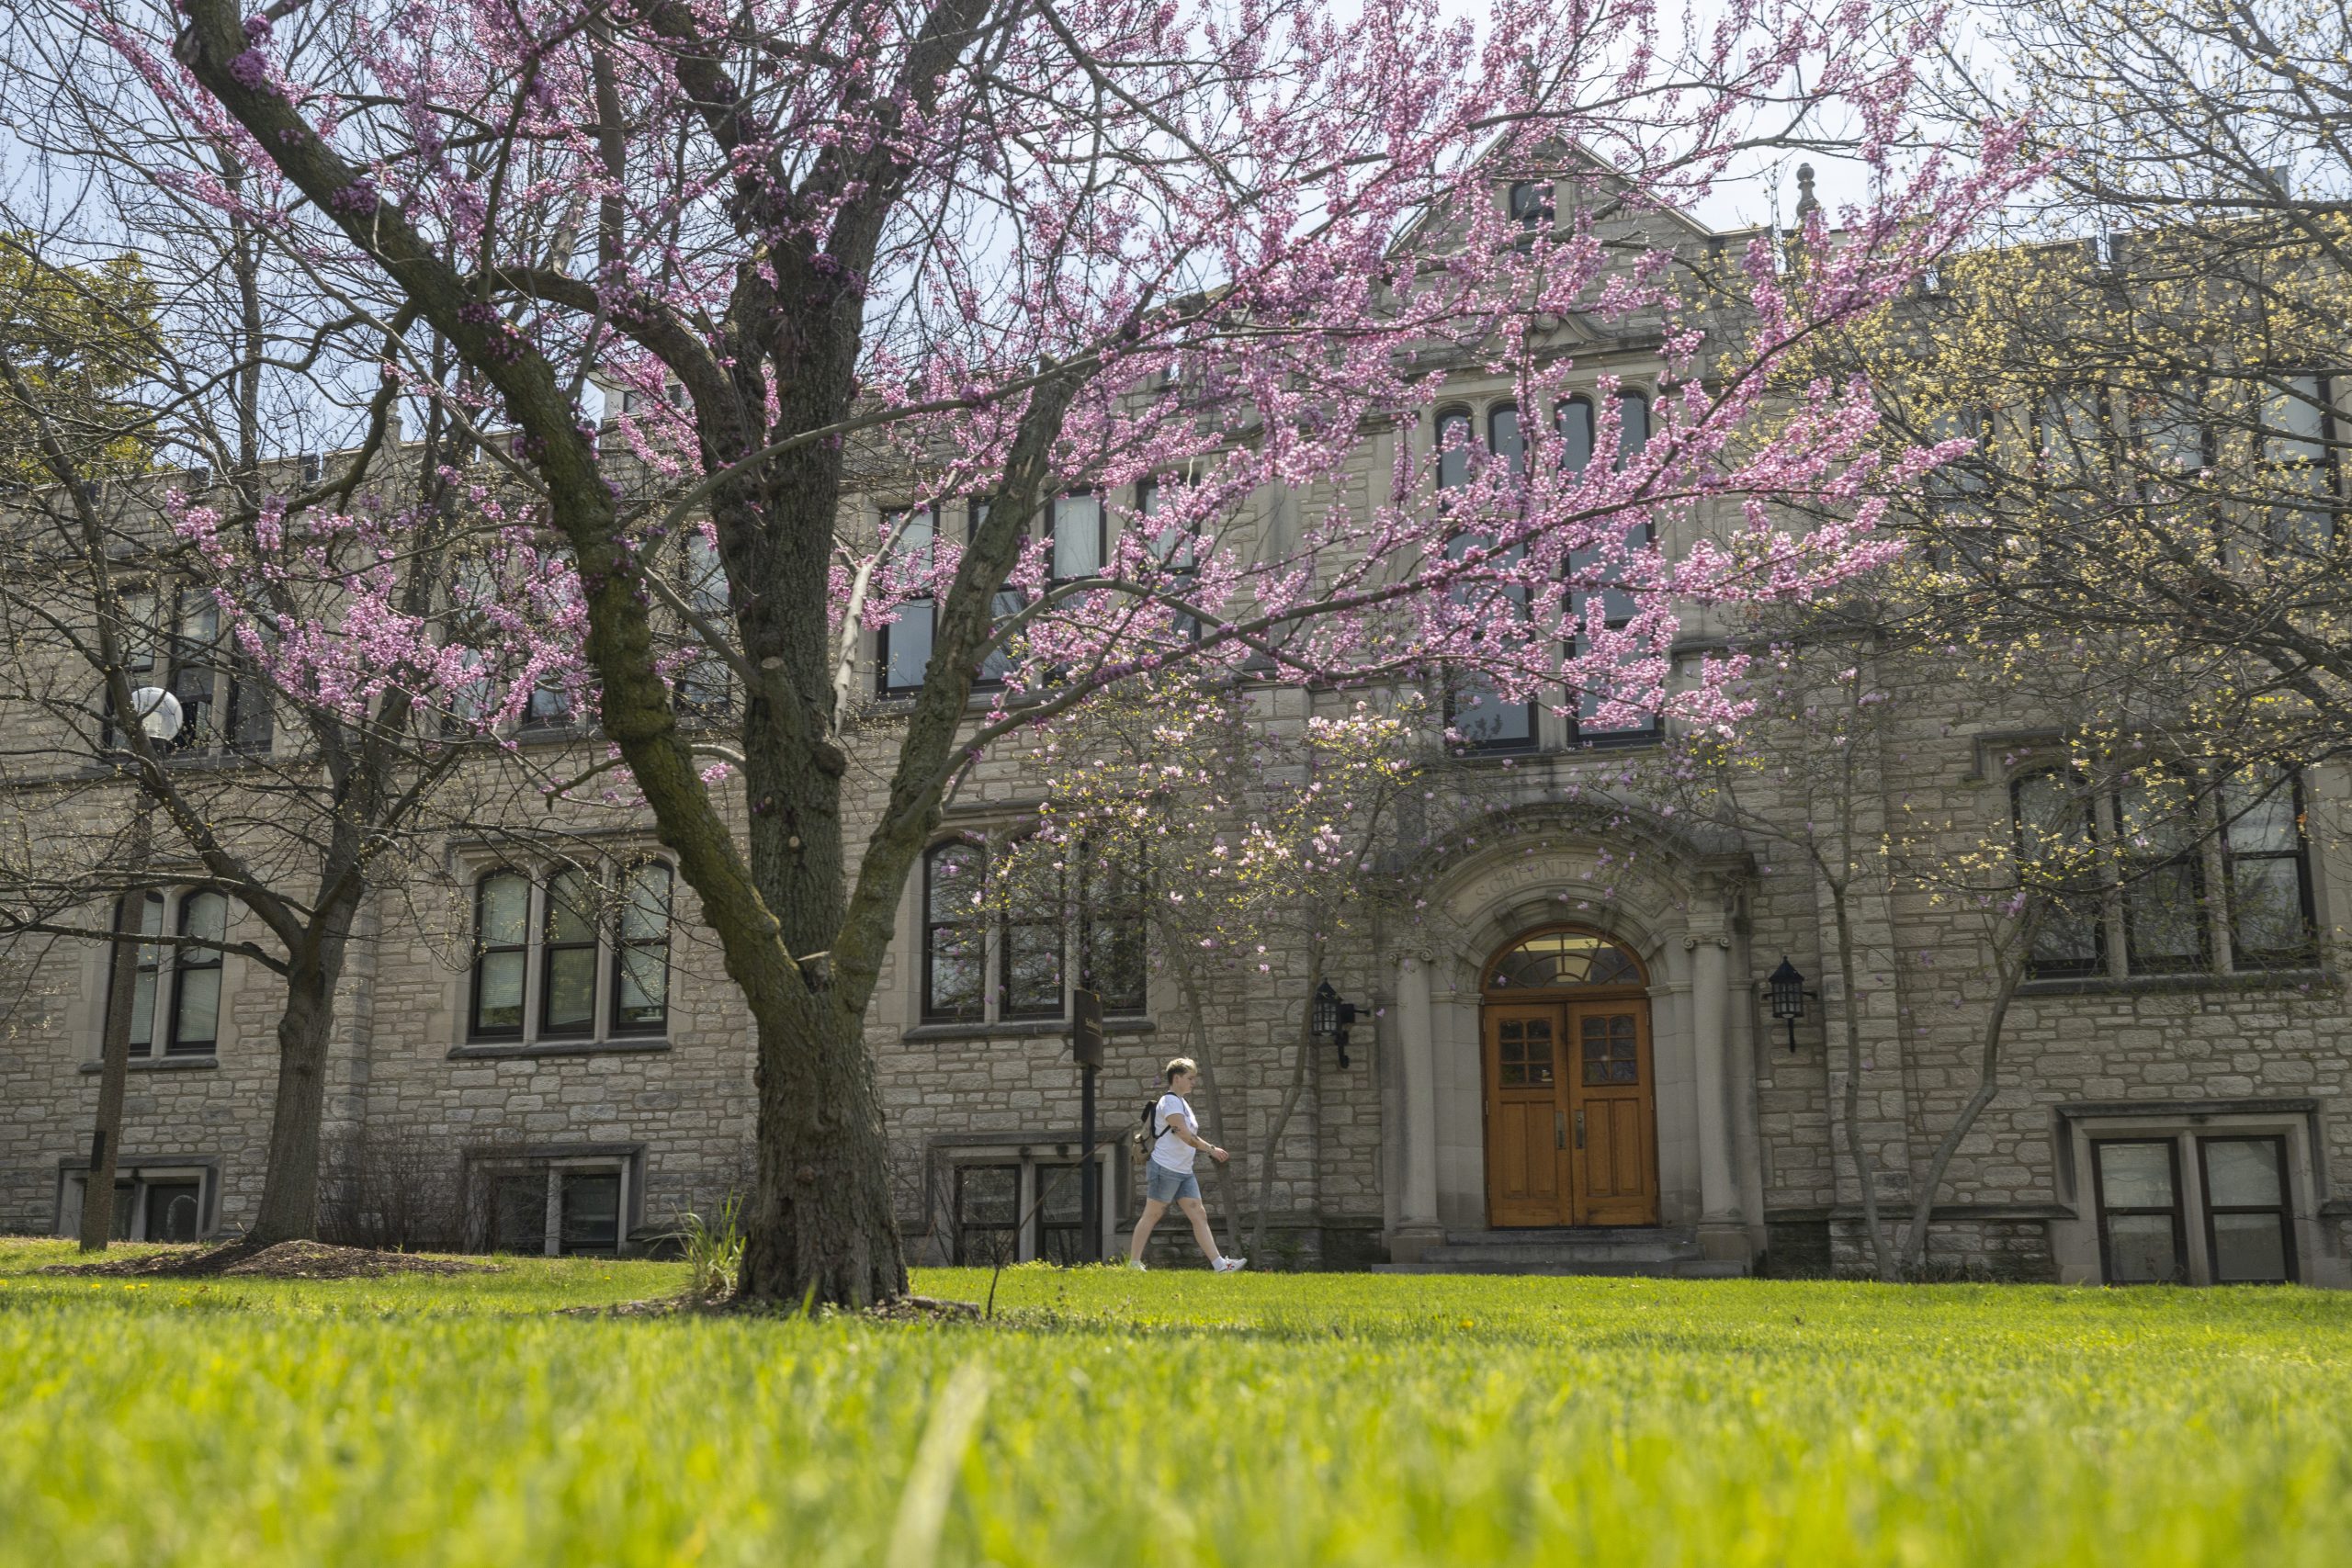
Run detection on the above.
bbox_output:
[1793,164,1819,221]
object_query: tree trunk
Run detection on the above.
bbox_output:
[1898,909,2036,1273]
[247,945,347,1246]
[78,894,141,1251]
[737,1002,908,1308]
[1830,896,1900,1280]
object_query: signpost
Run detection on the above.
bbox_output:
[1071,987,1104,1260]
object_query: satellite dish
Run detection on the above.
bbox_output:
[127,686,184,742]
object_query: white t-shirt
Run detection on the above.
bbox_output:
[1150,1092,1198,1174]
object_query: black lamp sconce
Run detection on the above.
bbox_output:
[1766,957,1817,1053]
[1312,979,1360,1068]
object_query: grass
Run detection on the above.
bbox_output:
[3,1238,2350,1565]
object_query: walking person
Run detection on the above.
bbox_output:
[1128,1057,1247,1272]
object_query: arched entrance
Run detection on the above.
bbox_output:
[1482,927,1659,1226]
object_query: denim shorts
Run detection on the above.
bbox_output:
[1146,1162,1202,1203]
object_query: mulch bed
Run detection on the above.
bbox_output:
[557,1292,982,1322]
[40,1240,499,1280]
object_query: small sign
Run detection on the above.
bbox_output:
[1071,987,1104,1068]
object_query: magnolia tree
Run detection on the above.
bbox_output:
[26,0,2033,1301]
[985,675,1476,1258]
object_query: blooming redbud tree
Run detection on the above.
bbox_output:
[34,0,2034,1301]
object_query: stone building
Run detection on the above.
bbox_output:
[3,183,2346,1287]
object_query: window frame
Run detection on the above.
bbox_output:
[2010,768,2107,979]
[1078,850,1149,1016]
[2221,767,2317,970]
[922,838,989,1024]
[2197,1134,2297,1285]
[165,891,227,1055]
[2090,1136,2188,1286]
[610,860,673,1036]
[875,503,938,695]
[469,867,533,1042]
[536,866,601,1040]
[466,858,673,1046]
[996,842,1066,1021]
[2256,370,2340,554]
[2115,773,2211,976]
[1437,403,1537,754]
[113,890,166,1058]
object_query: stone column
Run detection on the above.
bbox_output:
[1691,929,1747,1261]
[1389,952,1442,1259]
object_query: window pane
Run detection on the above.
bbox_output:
[927,843,983,922]
[2232,858,2309,962]
[1558,399,1593,473]
[615,946,668,1028]
[954,1165,1021,1266]
[2097,1142,2176,1208]
[1454,682,1532,747]
[2203,1139,2283,1207]
[559,1172,622,1256]
[2222,773,2297,852]
[476,951,525,1030]
[1437,412,1474,490]
[1053,495,1102,580]
[2262,375,2326,461]
[181,891,226,946]
[2105,1213,2181,1284]
[2124,860,2203,969]
[2211,1213,2290,1284]
[928,931,982,1021]
[621,864,670,941]
[546,871,595,944]
[173,968,220,1047]
[480,874,530,946]
[128,966,157,1052]
[489,1171,547,1254]
[542,947,596,1032]
[884,599,933,689]
[1617,392,1648,462]
[1489,405,1523,476]
[1005,921,1064,1016]
[146,1182,200,1243]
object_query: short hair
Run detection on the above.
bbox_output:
[1163,1056,1197,1084]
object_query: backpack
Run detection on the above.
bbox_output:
[1136,1097,1167,1163]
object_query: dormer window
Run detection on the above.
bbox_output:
[1507,181,1555,230]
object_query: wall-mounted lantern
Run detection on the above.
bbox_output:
[1766,957,1815,1053]
[1312,979,1359,1068]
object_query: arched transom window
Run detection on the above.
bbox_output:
[1483,928,1645,994]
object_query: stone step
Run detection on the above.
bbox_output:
[1373,1258,1749,1279]
[1376,1224,1747,1278]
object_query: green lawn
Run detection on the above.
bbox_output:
[3,1239,2348,1565]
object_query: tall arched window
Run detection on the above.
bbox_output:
[168,892,226,1055]
[539,866,598,1037]
[2012,770,2103,977]
[123,891,164,1056]
[471,870,531,1039]
[614,861,673,1033]
[1557,396,1594,473]
[923,840,988,1022]
[1616,389,1650,465]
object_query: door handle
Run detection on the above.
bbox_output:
[1574,1109,1587,1150]
[1555,1111,1566,1150]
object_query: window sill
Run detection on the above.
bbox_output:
[449,1038,673,1060]
[902,1016,1155,1044]
[2018,968,2332,998]
[78,1055,219,1074]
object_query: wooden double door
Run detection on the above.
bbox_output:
[1484,999,1658,1226]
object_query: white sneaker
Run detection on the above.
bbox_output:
[1126,1258,1147,1270]
[1214,1257,1248,1273]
